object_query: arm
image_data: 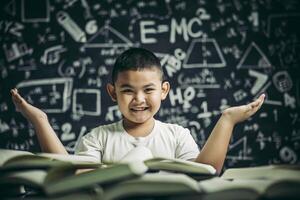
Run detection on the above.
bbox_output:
[10,88,68,154]
[194,94,265,174]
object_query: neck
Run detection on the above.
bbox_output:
[123,118,155,137]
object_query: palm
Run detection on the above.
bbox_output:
[222,94,265,124]
[11,89,47,121]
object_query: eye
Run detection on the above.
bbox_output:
[145,88,155,93]
[121,89,133,93]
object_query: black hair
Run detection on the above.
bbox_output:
[111,47,164,83]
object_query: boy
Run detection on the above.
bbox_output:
[11,48,265,173]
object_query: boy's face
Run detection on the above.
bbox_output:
[107,68,170,126]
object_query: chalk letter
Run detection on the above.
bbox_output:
[170,18,189,43]
[140,20,157,44]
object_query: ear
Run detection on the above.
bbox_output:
[161,81,170,100]
[106,83,117,102]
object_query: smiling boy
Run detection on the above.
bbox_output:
[11,48,265,173]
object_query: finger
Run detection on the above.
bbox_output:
[248,96,265,115]
[249,100,259,109]
[11,90,24,104]
[11,88,19,96]
[256,94,265,108]
[257,93,265,102]
[245,95,264,113]
[251,94,265,108]
[10,88,16,95]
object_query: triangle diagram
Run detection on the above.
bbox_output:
[237,42,272,69]
[82,25,134,49]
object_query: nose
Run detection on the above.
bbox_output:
[133,91,146,104]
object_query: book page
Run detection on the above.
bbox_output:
[221,165,300,180]
[199,177,271,194]
[37,153,100,164]
[0,149,34,166]
[0,170,48,188]
[145,157,216,174]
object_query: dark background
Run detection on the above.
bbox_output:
[0,0,299,169]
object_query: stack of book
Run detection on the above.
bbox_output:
[0,148,299,200]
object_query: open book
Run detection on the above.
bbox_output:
[119,146,217,178]
[197,165,299,200]
[0,161,147,196]
[221,164,300,180]
[1,147,216,175]
[103,164,300,200]
[103,174,270,200]
[103,173,201,200]
[0,149,100,172]
[0,149,148,197]
[206,164,300,200]
[198,176,300,200]
[0,147,215,198]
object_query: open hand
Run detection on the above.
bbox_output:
[10,88,48,121]
[11,88,26,112]
[221,94,265,125]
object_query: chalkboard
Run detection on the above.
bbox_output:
[0,0,299,168]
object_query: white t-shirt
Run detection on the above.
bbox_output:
[75,120,200,163]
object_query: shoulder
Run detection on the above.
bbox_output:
[155,120,190,136]
[156,120,190,138]
[84,120,123,139]
[91,120,122,132]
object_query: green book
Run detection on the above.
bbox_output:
[103,173,201,200]
[145,157,216,177]
[0,160,148,196]
[119,146,217,178]
[0,149,148,197]
[199,164,300,200]
[102,164,300,200]
[199,176,300,200]
[0,149,100,172]
[221,164,300,180]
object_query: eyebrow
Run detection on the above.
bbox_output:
[120,84,132,88]
[120,83,156,88]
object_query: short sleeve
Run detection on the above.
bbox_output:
[75,129,102,162]
[175,127,200,160]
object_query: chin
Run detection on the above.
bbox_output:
[131,119,150,124]
[126,116,153,125]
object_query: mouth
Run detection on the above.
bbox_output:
[130,107,149,112]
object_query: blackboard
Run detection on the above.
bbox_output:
[0,0,299,168]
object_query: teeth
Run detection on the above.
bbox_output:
[132,107,147,111]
